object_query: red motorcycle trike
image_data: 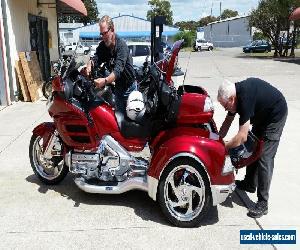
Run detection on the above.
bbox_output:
[29,40,236,227]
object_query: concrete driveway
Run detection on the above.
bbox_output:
[0,48,299,249]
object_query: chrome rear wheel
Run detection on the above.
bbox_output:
[158,158,211,227]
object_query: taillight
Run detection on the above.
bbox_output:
[204,96,214,112]
[222,157,234,175]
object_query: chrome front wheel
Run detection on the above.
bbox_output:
[158,158,211,227]
[29,134,68,184]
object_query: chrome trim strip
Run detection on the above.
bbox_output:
[74,176,148,194]
[147,175,159,201]
[211,183,236,206]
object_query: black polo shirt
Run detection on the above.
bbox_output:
[93,35,135,94]
[229,78,287,128]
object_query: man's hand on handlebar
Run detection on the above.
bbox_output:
[94,77,107,89]
[86,60,94,76]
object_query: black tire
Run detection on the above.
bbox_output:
[158,158,212,227]
[29,134,68,185]
[197,46,202,52]
[84,50,88,55]
[208,46,213,51]
[42,80,52,99]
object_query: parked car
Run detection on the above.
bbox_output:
[127,41,151,67]
[193,39,214,51]
[243,40,271,53]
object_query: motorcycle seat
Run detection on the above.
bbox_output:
[115,108,151,139]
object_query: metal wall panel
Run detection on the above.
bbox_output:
[204,17,252,47]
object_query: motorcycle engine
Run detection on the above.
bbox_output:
[65,135,133,181]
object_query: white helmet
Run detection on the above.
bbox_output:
[126,91,145,121]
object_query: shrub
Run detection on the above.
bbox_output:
[174,31,196,47]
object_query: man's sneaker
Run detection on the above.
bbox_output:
[247,201,268,218]
[235,180,256,193]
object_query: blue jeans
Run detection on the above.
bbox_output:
[115,81,137,112]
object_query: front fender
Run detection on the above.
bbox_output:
[148,135,234,185]
[33,122,55,136]
[32,122,56,151]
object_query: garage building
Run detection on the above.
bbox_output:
[0,0,86,106]
[203,16,253,47]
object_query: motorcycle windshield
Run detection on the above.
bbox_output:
[165,40,184,84]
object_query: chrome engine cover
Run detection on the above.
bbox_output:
[65,135,148,182]
[69,153,100,178]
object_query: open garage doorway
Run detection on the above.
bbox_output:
[28,14,51,81]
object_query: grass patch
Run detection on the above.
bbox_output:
[240,49,300,58]
[181,47,194,52]
[180,47,220,52]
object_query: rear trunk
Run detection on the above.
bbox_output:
[177,85,214,125]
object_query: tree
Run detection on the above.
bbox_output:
[174,16,218,33]
[220,9,239,20]
[174,21,198,31]
[249,0,300,57]
[58,0,99,25]
[147,0,173,25]
[198,16,218,27]
[290,20,300,57]
[253,31,269,41]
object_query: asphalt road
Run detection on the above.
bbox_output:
[0,48,299,249]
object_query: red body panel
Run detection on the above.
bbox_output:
[52,76,63,92]
[90,105,146,151]
[111,132,146,151]
[89,104,119,136]
[177,93,213,124]
[48,94,146,152]
[148,128,234,185]
[49,96,99,150]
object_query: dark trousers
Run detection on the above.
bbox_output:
[245,111,288,202]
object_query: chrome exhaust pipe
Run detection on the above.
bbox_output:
[74,176,148,194]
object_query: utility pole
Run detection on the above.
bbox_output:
[210,1,213,16]
[219,1,222,20]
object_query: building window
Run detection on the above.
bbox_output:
[64,32,73,39]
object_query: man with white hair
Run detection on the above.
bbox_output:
[86,15,136,111]
[218,78,287,218]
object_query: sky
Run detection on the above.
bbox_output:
[95,0,260,23]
